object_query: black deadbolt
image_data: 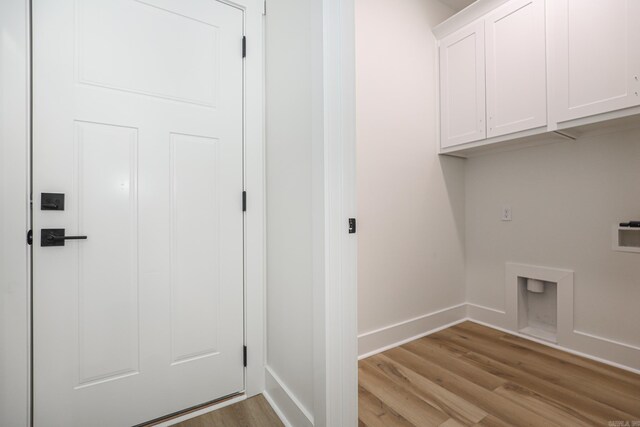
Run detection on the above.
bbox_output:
[41,193,65,211]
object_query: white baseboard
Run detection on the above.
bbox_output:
[263,366,313,427]
[466,303,508,328]
[468,304,640,375]
[357,303,467,359]
[568,330,640,374]
[355,301,640,375]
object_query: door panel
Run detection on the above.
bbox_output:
[549,0,640,122]
[485,0,546,137]
[440,21,486,148]
[169,134,222,364]
[77,0,220,106]
[33,0,245,425]
[75,121,140,387]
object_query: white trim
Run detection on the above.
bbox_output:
[358,304,467,359]
[466,303,509,329]
[466,318,640,376]
[432,0,510,39]
[466,302,506,314]
[264,367,314,427]
[351,296,640,377]
[354,310,640,377]
[262,392,294,427]
[573,330,640,353]
[311,0,327,424]
[504,263,639,371]
[154,395,247,427]
[321,0,357,425]
[242,0,267,398]
[0,1,31,426]
[566,330,640,373]
[359,316,468,361]
[468,301,640,373]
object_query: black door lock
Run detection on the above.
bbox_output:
[348,218,357,234]
[41,193,65,211]
[41,229,88,247]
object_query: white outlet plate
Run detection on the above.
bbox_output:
[502,206,512,221]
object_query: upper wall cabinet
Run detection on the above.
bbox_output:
[438,0,547,150]
[485,0,546,138]
[439,21,486,148]
[436,0,640,156]
[548,0,640,123]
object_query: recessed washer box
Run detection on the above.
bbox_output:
[518,277,557,343]
[613,225,640,254]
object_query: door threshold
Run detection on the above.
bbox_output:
[138,392,246,427]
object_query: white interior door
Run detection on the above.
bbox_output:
[32,0,245,425]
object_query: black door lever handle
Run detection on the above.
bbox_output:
[47,234,88,241]
[41,228,87,247]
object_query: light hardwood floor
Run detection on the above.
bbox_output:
[359,321,640,427]
[175,395,283,427]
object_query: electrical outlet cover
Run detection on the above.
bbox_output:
[502,206,512,221]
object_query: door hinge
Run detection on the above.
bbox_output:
[243,345,247,367]
[242,36,246,58]
[348,218,357,234]
[27,230,33,245]
[242,191,247,212]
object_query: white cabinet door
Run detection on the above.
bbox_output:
[33,0,245,425]
[440,21,486,148]
[485,0,546,138]
[549,0,640,122]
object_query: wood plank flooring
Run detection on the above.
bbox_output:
[359,321,640,427]
[175,395,283,427]
[155,321,640,426]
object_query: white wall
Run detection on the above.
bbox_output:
[264,0,320,424]
[0,1,30,426]
[355,0,467,356]
[466,129,640,366]
[355,0,640,372]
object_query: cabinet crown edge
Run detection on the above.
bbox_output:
[433,0,510,40]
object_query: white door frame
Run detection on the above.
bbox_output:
[236,0,267,399]
[0,1,31,426]
[0,0,265,424]
[317,0,358,425]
